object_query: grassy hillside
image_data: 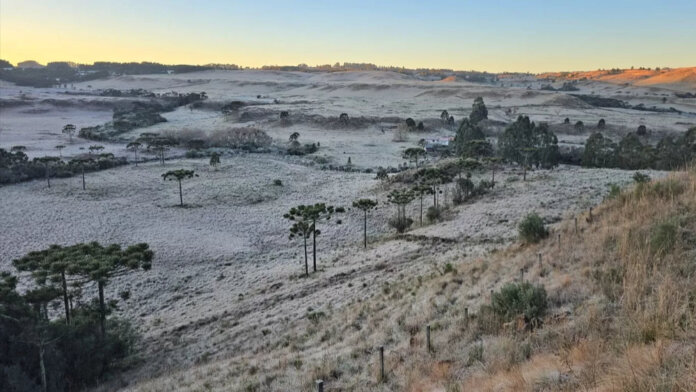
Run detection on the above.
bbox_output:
[126,168,696,391]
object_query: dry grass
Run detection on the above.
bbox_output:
[125,168,696,391]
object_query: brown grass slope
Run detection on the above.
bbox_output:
[538,67,696,91]
[128,169,696,392]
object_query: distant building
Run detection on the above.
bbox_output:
[424,136,453,152]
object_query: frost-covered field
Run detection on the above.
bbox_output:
[0,70,681,386]
[0,152,662,379]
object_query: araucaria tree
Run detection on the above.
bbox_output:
[162,169,198,207]
[284,203,344,274]
[62,124,76,143]
[285,215,313,277]
[387,189,415,233]
[126,141,141,166]
[402,147,426,168]
[352,199,378,248]
[35,156,61,188]
[411,183,433,226]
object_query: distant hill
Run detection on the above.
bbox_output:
[16,60,45,69]
[538,67,696,91]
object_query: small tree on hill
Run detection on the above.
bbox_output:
[518,212,548,243]
[469,97,488,124]
[285,216,313,277]
[209,152,221,170]
[289,132,300,143]
[126,141,141,166]
[284,204,343,273]
[440,110,449,125]
[62,124,76,143]
[11,145,26,152]
[70,157,94,190]
[574,121,584,131]
[597,118,606,129]
[387,189,415,233]
[352,199,378,248]
[55,145,65,158]
[403,147,426,168]
[70,242,153,337]
[412,183,433,226]
[162,169,198,207]
[637,124,647,136]
[35,156,61,188]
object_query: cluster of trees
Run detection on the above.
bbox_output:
[1,242,153,391]
[287,132,319,156]
[0,61,212,87]
[498,116,560,170]
[583,127,696,170]
[0,148,126,185]
[284,204,344,277]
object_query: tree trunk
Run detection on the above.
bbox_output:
[98,281,106,338]
[61,271,70,325]
[45,164,50,188]
[303,236,308,277]
[312,220,317,272]
[419,195,423,226]
[134,150,138,167]
[492,168,495,185]
[363,210,367,248]
[81,166,85,190]
[178,180,183,206]
[39,344,47,392]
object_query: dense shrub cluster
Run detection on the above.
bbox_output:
[518,212,549,243]
[0,149,126,185]
[583,127,696,170]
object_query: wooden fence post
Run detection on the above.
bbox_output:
[574,217,578,234]
[464,307,469,329]
[316,380,324,392]
[426,325,431,353]
[538,253,542,268]
[379,346,385,382]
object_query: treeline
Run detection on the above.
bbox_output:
[0,149,126,185]
[583,128,696,170]
[1,242,153,391]
[0,61,213,87]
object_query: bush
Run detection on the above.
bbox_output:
[518,213,549,243]
[633,172,650,183]
[273,179,283,186]
[607,183,621,199]
[426,206,442,222]
[491,282,548,322]
[388,216,413,233]
[650,219,678,256]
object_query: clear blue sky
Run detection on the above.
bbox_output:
[1,0,694,72]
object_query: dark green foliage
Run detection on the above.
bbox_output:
[209,152,221,169]
[518,213,549,244]
[2,243,152,391]
[284,204,343,275]
[617,133,654,170]
[388,189,415,233]
[491,282,548,322]
[637,124,647,136]
[633,172,650,183]
[2,151,127,186]
[426,206,442,222]
[402,147,426,167]
[162,169,198,206]
[499,116,559,168]
[582,132,617,168]
[574,121,584,130]
[650,219,679,256]
[469,97,488,124]
[273,179,283,186]
[454,119,492,158]
[607,184,621,199]
[405,118,416,129]
[597,118,606,129]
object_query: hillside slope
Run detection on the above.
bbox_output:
[538,67,696,91]
[119,168,696,391]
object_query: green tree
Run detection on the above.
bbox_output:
[402,147,426,168]
[70,156,94,190]
[62,124,76,143]
[55,145,65,158]
[469,97,488,124]
[454,118,489,158]
[617,133,655,169]
[69,242,153,337]
[126,141,141,166]
[284,204,343,273]
[352,199,378,248]
[518,212,549,244]
[209,152,221,170]
[412,183,433,226]
[88,145,104,156]
[162,169,198,207]
[387,189,415,233]
[35,156,61,188]
[284,211,314,277]
[582,132,617,168]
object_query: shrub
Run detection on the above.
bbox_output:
[650,219,678,256]
[491,282,548,322]
[607,183,621,199]
[633,172,650,183]
[518,213,549,243]
[426,206,442,222]
[388,216,413,233]
[273,179,283,186]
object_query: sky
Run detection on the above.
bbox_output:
[1,0,695,73]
